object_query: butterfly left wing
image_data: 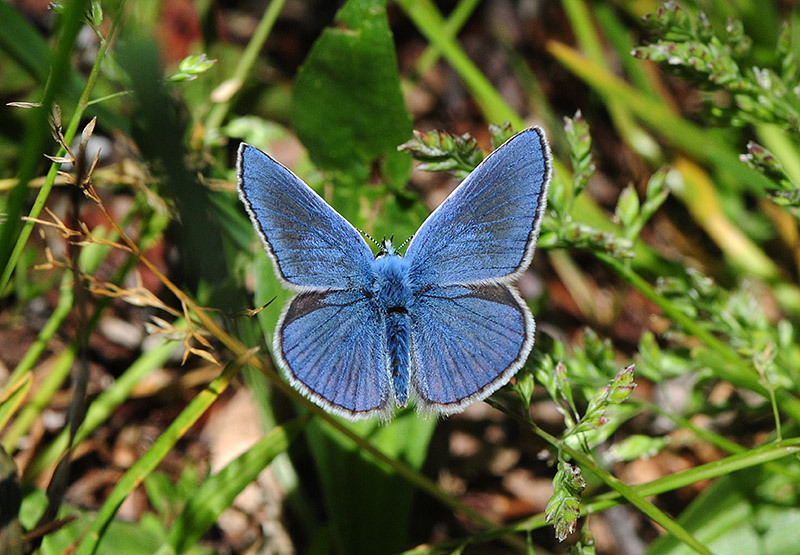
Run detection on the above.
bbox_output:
[276,289,393,419]
[409,283,533,414]
[238,143,375,290]
[404,127,551,287]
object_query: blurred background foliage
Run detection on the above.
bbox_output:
[1,0,799,553]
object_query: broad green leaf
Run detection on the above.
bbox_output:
[305,412,436,554]
[291,0,412,187]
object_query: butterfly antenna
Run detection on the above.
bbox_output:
[397,234,413,251]
[358,228,380,247]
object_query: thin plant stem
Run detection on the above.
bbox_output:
[204,0,288,140]
[488,400,716,555]
[0,0,126,296]
[596,252,800,422]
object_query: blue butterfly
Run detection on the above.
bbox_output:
[237,127,551,420]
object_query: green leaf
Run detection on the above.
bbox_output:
[89,0,103,28]
[291,0,412,185]
[489,121,515,149]
[304,413,436,554]
[615,185,640,231]
[564,110,595,202]
[513,368,536,411]
[398,128,483,178]
[572,525,597,555]
[167,54,216,82]
[606,434,669,463]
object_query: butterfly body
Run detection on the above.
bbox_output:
[369,244,413,406]
[238,127,551,420]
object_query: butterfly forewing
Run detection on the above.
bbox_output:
[404,128,550,287]
[237,143,374,290]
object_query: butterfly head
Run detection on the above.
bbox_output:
[377,236,397,258]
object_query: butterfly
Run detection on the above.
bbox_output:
[237,127,551,420]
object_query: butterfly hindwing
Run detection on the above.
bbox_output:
[404,128,551,287]
[237,143,374,290]
[277,289,392,419]
[409,283,533,413]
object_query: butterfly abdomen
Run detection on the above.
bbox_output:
[386,312,411,407]
[371,252,413,407]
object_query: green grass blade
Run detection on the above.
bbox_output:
[646,465,800,555]
[412,0,482,76]
[0,0,90,290]
[74,352,251,555]
[24,338,181,481]
[0,277,74,397]
[593,2,660,98]
[2,222,150,453]
[396,0,524,128]
[562,0,661,160]
[166,417,307,552]
[2,341,78,452]
[0,375,31,432]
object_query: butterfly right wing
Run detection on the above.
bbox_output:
[237,143,375,290]
[276,289,392,420]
